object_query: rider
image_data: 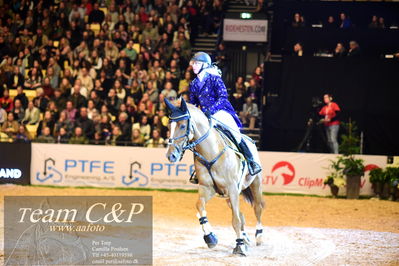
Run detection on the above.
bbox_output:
[188,52,262,183]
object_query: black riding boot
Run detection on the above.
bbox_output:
[238,140,262,175]
[189,171,199,184]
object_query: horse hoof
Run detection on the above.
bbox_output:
[204,232,218,248]
[233,239,247,256]
[233,245,247,256]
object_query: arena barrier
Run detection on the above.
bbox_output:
[29,143,388,196]
[30,143,197,190]
[0,143,31,185]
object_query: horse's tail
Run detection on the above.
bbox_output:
[241,187,254,206]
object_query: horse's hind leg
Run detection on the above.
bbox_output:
[229,186,248,256]
[196,185,217,248]
[226,199,251,246]
[240,212,252,246]
[250,174,265,246]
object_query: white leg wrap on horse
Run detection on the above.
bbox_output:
[256,223,263,231]
[196,211,207,218]
[255,222,263,246]
[242,230,251,245]
[202,222,211,235]
[197,212,211,235]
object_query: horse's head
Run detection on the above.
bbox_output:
[164,97,194,163]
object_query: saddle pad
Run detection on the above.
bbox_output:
[214,125,240,151]
[214,126,257,190]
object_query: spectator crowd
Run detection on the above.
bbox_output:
[290,12,399,58]
[0,0,263,146]
[291,12,397,30]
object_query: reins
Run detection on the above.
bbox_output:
[168,111,227,195]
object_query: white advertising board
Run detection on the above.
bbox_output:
[259,152,386,196]
[31,143,196,189]
[223,19,268,42]
[31,144,386,196]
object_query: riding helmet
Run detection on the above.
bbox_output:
[190,52,212,65]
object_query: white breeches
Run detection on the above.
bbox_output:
[213,110,261,166]
[213,110,242,142]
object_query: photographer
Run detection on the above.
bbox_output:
[319,94,341,154]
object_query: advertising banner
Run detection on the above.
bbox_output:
[259,152,387,196]
[0,143,31,185]
[31,143,197,189]
[223,19,268,42]
[31,144,387,196]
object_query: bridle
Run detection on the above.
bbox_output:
[167,110,213,159]
[167,108,231,195]
[167,112,191,159]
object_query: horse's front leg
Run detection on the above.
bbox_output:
[196,184,217,248]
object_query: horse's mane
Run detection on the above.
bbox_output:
[167,99,208,124]
[187,103,204,115]
[186,103,210,124]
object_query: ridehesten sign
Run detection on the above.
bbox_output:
[223,19,268,42]
[0,143,31,185]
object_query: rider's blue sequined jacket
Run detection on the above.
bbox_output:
[189,72,242,127]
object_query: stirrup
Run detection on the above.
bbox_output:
[189,171,198,184]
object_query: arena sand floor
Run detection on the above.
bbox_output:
[0,185,398,265]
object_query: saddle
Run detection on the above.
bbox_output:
[214,124,242,157]
[189,120,257,192]
[214,124,256,189]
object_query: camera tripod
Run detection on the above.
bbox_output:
[296,118,328,152]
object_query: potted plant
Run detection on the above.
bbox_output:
[324,159,346,198]
[385,167,399,201]
[337,119,365,199]
[392,180,399,201]
[324,155,365,199]
[340,155,365,199]
[369,167,399,200]
[369,168,385,197]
